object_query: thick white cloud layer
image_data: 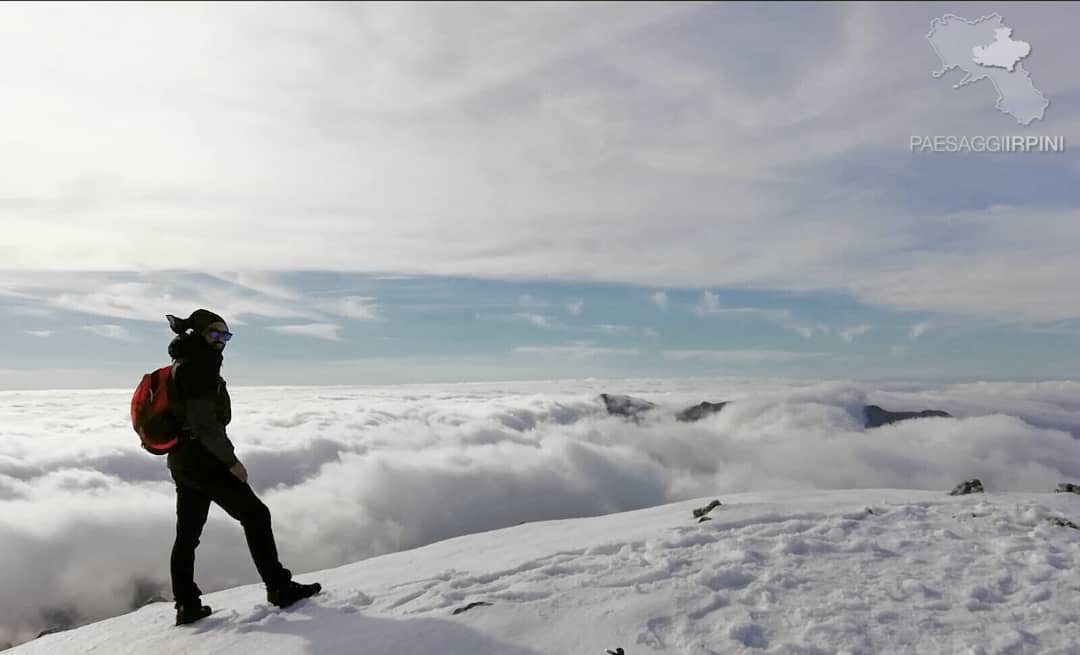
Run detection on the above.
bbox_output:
[1,377,1079,645]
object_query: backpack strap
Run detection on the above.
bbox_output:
[169,360,182,400]
[168,362,189,437]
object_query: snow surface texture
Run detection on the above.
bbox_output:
[1,377,1080,649]
[10,491,1080,655]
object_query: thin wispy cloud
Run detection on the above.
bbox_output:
[593,324,633,336]
[0,285,30,299]
[512,343,639,358]
[512,313,554,330]
[80,324,136,341]
[208,272,304,302]
[910,322,932,340]
[692,292,829,340]
[323,296,379,321]
[24,330,52,338]
[651,291,669,311]
[840,324,873,343]
[566,301,584,316]
[1013,321,1080,337]
[787,322,831,341]
[589,324,659,339]
[478,312,559,330]
[662,349,829,363]
[692,292,789,320]
[53,282,202,323]
[267,323,343,341]
[44,278,312,325]
[517,294,548,309]
[2,273,372,330]
[9,305,57,319]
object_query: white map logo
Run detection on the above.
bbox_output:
[927,13,1049,125]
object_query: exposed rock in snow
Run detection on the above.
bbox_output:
[950,479,985,496]
[1048,516,1079,529]
[692,500,722,522]
[451,601,493,615]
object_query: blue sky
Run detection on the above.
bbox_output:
[1,2,1079,388]
[4,271,1079,388]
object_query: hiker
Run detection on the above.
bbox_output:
[164,309,320,625]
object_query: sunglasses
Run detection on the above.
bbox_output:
[206,329,233,342]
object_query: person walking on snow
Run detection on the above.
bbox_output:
[164,309,320,626]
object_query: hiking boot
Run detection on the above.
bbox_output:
[267,580,322,608]
[175,604,212,626]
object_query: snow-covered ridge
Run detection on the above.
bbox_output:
[10,490,1080,655]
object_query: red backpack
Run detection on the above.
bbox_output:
[130,364,185,455]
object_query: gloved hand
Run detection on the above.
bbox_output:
[229,461,248,483]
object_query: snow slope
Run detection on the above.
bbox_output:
[11,490,1080,655]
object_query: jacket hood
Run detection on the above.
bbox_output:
[167,309,228,336]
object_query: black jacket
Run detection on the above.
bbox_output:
[166,334,238,469]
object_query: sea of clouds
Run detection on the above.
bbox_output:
[2,376,1080,647]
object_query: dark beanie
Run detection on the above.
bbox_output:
[166,309,228,335]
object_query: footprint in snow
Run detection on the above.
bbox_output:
[730,622,768,649]
[334,591,375,613]
[235,605,275,624]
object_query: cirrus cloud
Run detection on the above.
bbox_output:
[79,324,136,341]
[267,323,343,341]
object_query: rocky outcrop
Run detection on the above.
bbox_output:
[598,394,657,421]
[599,392,952,429]
[863,404,951,428]
[949,479,984,496]
[676,401,729,422]
[1055,482,1080,494]
[692,499,722,523]
[452,601,493,615]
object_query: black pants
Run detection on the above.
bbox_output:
[168,443,291,607]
